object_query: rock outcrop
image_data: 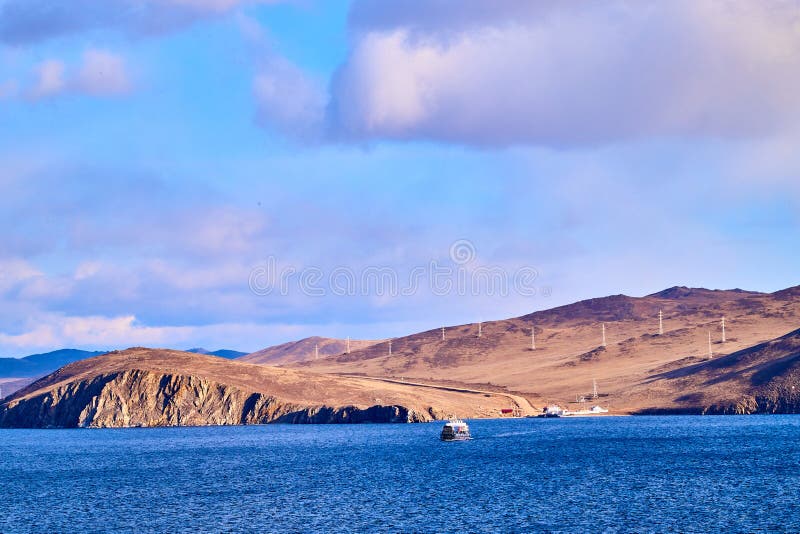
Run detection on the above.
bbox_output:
[0,348,510,428]
[0,370,423,427]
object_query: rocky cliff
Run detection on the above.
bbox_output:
[0,348,510,428]
[0,370,424,428]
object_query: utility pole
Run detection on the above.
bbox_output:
[708,331,713,359]
[721,317,726,343]
[531,327,536,350]
[388,339,392,356]
[602,323,607,348]
[592,379,598,399]
[441,327,445,341]
[346,336,351,354]
[478,322,482,338]
[659,310,664,336]
[314,343,319,359]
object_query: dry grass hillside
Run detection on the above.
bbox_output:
[288,286,800,413]
[633,328,800,414]
[239,336,380,366]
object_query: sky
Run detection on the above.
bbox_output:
[1,0,799,356]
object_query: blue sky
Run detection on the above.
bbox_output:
[1,0,799,356]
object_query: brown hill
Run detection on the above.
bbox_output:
[292,285,800,413]
[239,336,381,366]
[635,328,800,414]
[0,348,519,428]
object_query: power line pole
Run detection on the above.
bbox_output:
[659,310,664,336]
[592,379,598,400]
[478,322,482,338]
[602,323,607,347]
[721,316,726,343]
[441,327,445,341]
[531,327,536,350]
[388,339,392,356]
[346,336,351,354]
[314,343,319,359]
[708,331,713,359]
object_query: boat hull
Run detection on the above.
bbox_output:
[440,435,471,441]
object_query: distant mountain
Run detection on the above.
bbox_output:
[0,378,35,400]
[0,349,107,378]
[238,337,382,366]
[186,348,247,359]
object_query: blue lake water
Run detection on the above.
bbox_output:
[2,416,800,533]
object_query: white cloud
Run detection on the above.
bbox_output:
[77,49,132,96]
[0,314,192,350]
[0,312,308,355]
[30,60,66,99]
[254,57,326,141]
[26,49,132,100]
[239,14,327,141]
[0,258,41,294]
[327,0,800,147]
[73,261,103,281]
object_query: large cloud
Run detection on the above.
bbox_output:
[325,0,800,147]
[0,0,274,43]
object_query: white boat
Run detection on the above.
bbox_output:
[440,418,471,441]
[563,405,610,416]
[539,405,565,418]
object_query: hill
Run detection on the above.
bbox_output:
[186,348,247,359]
[634,328,800,414]
[290,285,800,413]
[239,336,381,366]
[0,348,520,428]
[0,349,107,378]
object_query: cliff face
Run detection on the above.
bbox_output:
[702,382,800,415]
[0,369,427,428]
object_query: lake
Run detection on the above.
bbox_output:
[2,416,799,532]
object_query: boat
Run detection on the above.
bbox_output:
[561,405,610,416]
[440,418,471,441]
[529,404,610,418]
[538,405,565,418]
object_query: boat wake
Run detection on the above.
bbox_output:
[488,430,539,439]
